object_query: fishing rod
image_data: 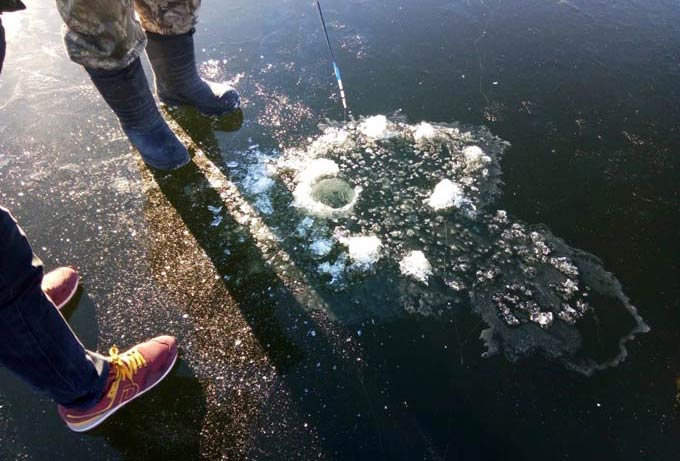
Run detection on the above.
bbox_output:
[314,0,350,117]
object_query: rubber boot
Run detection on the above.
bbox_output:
[86,58,190,170]
[145,29,240,116]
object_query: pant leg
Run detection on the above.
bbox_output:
[133,0,201,35]
[0,207,109,410]
[54,0,146,70]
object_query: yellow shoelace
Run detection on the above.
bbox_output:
[109,346,147,381]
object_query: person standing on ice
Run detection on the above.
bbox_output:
[0,1,179,432]
[55,0,241,170]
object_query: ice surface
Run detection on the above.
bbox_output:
[249,115,648,373]
[399,251,433,285]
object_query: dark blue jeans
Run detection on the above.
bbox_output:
[0,210,109,409]
[0,19,107,410]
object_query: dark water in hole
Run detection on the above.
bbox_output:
[1,0,679,459]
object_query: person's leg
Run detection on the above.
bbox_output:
[136,0,240,115]
[53,0,189,170]
[0,17,6,75]
[133,0,201,36]
[0,207,109,410]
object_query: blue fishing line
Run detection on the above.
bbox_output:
[315,0,350,117]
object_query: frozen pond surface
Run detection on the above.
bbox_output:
[1,0,679,459]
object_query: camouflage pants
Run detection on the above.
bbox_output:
[55,0,201,70]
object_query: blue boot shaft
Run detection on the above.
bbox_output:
[86,58,190,171]
[145,30,240,116]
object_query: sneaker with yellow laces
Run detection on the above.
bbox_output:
[58,336,178,432]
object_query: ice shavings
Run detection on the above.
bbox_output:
[463,145,492,171]
[412,122,437,141]
[426,179,465,211]
[262,115,648,374]
[399,251,433,285]
[309,238,334,257]
[358,115,397,140]
[208,205,223,227]
[296,217,315,237]
[243,163,274,195]
[318,255,347,285]
[236,147,279,216]
[343,235,382,269]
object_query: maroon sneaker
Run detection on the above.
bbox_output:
[42,266,79,310]
[58,336,178,432]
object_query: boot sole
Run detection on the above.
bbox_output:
[64,351,179,433]
[144,154,191,171]
[160,98,240,117]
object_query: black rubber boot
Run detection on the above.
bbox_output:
[86,58,190,171]
[145,29,240,116]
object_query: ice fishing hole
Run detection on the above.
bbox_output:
[310,177,356,209]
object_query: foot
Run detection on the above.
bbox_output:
[42,266,79,310]
[145,30,241,116]
[58,336,178,432]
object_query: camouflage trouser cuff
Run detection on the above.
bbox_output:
[64,29,147,71]
[137,18,197,36]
